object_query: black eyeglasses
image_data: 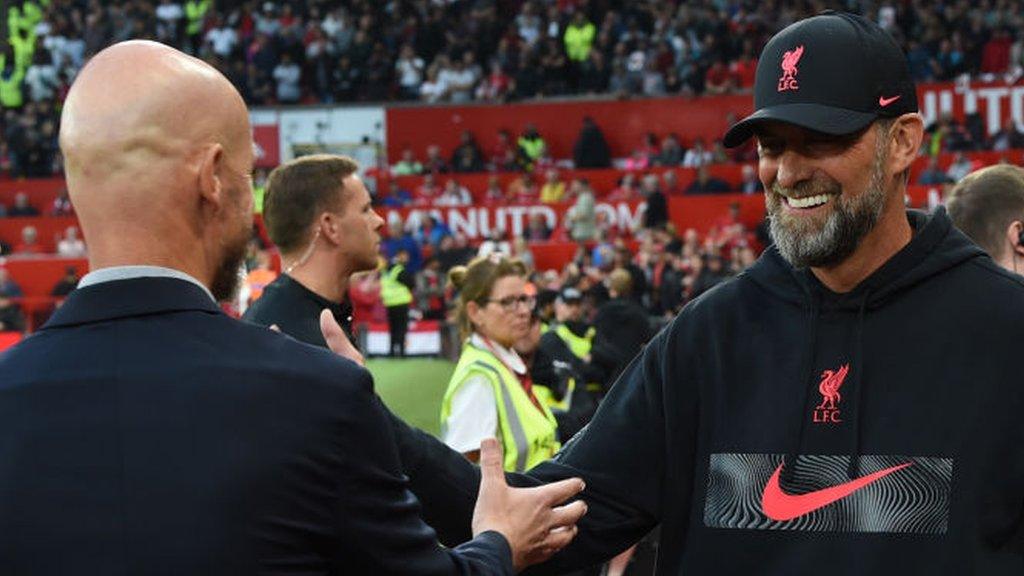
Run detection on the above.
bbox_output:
[484,294,536,312]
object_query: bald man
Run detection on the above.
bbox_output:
[0,41,585,575]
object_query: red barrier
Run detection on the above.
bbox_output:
[1,257,89,297]
[386,95,752,163]
[385,80,1024,162]
[0,179,66,213]
[0,217,80,253]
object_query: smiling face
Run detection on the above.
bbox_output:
[757,120,892,269]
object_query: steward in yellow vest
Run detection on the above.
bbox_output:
[442,335,560,472]
[380,252,413,357]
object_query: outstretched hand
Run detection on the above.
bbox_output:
[320,309,364,367]
[472,438,587,571]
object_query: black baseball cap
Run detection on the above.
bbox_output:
[723,11,917,148]
[558,287,582,303]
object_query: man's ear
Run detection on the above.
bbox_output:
[888,113,925,178]
[319,210,342,246]
[1007,220,1024,257]
[197,143,226,209]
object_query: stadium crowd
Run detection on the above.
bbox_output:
[6,0,1024,178]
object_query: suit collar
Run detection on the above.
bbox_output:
[44,277,223,329]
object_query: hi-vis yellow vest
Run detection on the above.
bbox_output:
[380,264,413,307]
[441,341,560,472]
[554,323,595,359]
[534,323,596,410]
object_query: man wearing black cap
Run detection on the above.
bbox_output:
[510,11,1024,575]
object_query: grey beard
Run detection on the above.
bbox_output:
[767,155,889,270]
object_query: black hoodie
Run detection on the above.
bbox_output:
[527,208,1024,575]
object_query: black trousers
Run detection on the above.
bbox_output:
[386,304,409,357]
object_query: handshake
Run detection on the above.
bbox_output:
[473,437,588,571]
[321,309,588,572]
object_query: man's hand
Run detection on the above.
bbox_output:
[320,309,364,367]
[472,438,587,571]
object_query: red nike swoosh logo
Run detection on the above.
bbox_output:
[878,95,901,107]
[761,461,912,521]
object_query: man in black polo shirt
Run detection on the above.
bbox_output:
[243,154,383,343]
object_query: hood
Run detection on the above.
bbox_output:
[745,207,985,310]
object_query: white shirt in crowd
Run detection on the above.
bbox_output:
[420,77,447,103]
[438,66,478,103]
[396,56,425,89]
[273,62,302,103]
[442,334,528,454]
[57,238,87,258]
[205,26,238,58]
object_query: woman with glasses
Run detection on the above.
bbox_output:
[439,254,560,472]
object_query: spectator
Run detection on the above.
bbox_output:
[436,179,472,207]
[24,50,59,103]
[539,169,566,204]
[572,116,611,169]
[564,11,596,65]
[917,156,955,185]
[682,137,712,168]
[704,56,734,95]
[450,131,485,173]
[423,144,449,174]
[662,170,683,195]
[606,173,638,201]
[14,225,43,255]
[690,253,728,300]
[9,192,39,217]
[50,266,81,298]
[476,62,512,102]
[0,290,26,333]
[641,174,668,229]
[578,50,610,94]
[272,53,301,103]
[439,55,480,103]
[525,213,552,241]
[569,180,596,241]
[51,189,74,216]
[947,152,975,182]
[512,237,535,272]
[204,16,238,59]
[379,181,413,208]
[415,257,446,321]
[392,147,423,176]
[516,124,548,172]
[478,228,512,258]
[685,166,732,194]
[394,45,425,100]
[507,173,539,204]
[56,226,87,258]
[990,118,1024,151]
[657,134,684,166]
[739,165,764,194]
[0,267,23,299]
[419,66,446,103]
[482,174,506,204]
[382,216,422,274]
[413,172,440,205]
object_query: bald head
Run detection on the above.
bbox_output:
[61,40,251,196]
[61,40,255,298]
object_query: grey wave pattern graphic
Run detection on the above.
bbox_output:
[703,453,953,533]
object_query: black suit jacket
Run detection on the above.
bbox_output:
[0,277,512,575]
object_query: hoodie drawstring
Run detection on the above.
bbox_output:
[846,292,870,479]
[784,293,819,484]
